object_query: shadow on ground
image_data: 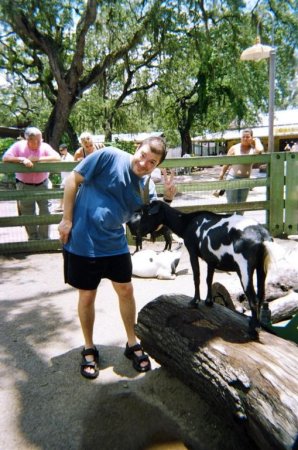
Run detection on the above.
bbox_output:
[0,288,258,450]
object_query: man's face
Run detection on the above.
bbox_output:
[27,135,42,151]
[82,140,94,152]
[241,132,253,145]
[131,144,161,177]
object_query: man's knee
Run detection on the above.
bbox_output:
[114,282,134,298]
[79,290,97,306]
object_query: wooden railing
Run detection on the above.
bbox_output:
[0,152,297,254]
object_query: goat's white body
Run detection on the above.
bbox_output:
[205,237,249,288]
[199,215,266,290]
[200,215,257,239]
[132,250,181,280]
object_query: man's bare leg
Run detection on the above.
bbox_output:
[78,289,98,376]
[112,281,150,370]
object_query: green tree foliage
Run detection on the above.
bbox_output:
[151,0,298,153]
[0,0,297,153]
[0,0,166,148]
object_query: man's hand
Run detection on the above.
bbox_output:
[162,169,176,201]
[58,219,72,244]
[22,157,34,168]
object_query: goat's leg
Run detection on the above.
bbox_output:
[163,239,170,251]
[242,274,260,338]
[163,228,172,251]
[135,236,142,252]
[256,263,266,320]
[188,252,201,308]
[205,265,215,306]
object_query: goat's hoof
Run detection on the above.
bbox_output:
[248,322,260,340]
[205,298,214,307]
[189,298,200,308]
[248,329,259,341]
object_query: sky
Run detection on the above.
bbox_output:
[0,73,9,88]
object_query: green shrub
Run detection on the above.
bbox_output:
[50,173,61,187]
[0,138,15,158]
[110,140,136,154]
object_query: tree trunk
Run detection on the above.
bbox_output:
[179,128,192,155]
[135,294,298,450]
[103,116,113,143]
[44,93,75,150]
[65,121,80,152]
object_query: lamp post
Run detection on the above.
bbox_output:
[240,37,276,153]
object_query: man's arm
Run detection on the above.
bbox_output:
[161,169,176,202]
[252,137,264,153]
[3,153,29,163]
[3,145,60,165]
[2,144,27,164]
[36,153,61,162]
[73,148,83,161]
[58,171,84,244]
[219,146,235,179]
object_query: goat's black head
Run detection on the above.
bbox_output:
[137,200,165,236]
[144,200,162,216]
[127,201,165,235]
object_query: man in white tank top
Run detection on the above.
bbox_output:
[218,128,263,211]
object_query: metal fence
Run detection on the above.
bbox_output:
[0,152,297,254]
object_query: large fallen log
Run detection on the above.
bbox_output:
[135,294,298,450]
[269,291,298,323]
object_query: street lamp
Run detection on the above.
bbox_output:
[241,37,276,153]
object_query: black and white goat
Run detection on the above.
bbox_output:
[127,211,173,253]
[137,200,276,336]
[132,249,181,279]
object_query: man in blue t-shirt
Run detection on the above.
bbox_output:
[58,136,176,379]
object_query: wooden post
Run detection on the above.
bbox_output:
[135,294,298,450]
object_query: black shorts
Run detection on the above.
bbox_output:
[63,249,132,290]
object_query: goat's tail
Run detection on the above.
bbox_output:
[263,240,285,274]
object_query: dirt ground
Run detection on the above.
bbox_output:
[0,237,297,450]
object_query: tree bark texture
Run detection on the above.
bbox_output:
[135,294,298,450]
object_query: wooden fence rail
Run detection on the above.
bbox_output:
[0,152,297,254]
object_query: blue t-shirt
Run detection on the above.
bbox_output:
[64,147,156,257]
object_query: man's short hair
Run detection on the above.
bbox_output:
[79,132,93,144]
[24,127,42,139]
[140,136,167,164]
[59,144,68,150]
[242,128,253,137]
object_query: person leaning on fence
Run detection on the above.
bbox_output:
[55,143,74,212]
[2,126,60,240]
[58,136,176,379]
[218,128,264,210]
[73,132,104,161]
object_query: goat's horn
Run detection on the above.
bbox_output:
[139,176,151,205]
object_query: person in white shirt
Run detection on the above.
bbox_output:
[218,129,263,210]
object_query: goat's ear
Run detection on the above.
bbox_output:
[149,203,160,215]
